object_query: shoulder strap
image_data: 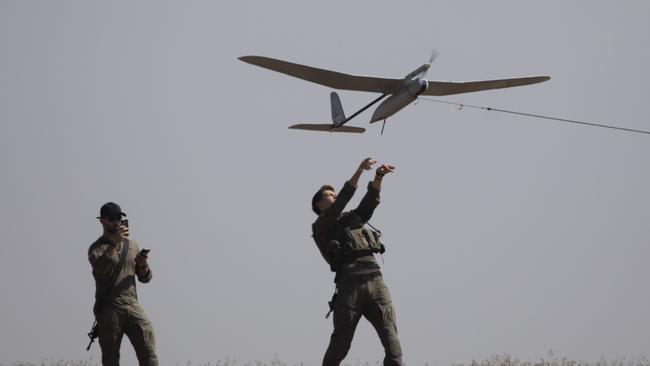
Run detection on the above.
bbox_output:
[364,221,381,236]
[117,239,130,270]
[108,238,130,292]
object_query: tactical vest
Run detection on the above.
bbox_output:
[320,224,386,273]
[316,211,386,273]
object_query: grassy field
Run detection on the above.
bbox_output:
[6,354,650,366]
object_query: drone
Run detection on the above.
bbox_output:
[239,52,550,133]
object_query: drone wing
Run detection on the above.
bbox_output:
[422,76,550,96]
[239,56,403,94]
[289,124,366,133]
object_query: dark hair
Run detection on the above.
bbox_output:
[312,185,335,215]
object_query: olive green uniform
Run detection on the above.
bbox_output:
[312,181,403,366]
[88,237,158,366]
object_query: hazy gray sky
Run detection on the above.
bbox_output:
[1,1,649,365]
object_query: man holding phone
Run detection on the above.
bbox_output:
[88,202,158,365]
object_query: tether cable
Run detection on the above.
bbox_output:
[418,97,650,136]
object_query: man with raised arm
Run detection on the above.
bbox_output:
[88,202,158,366]
[311,158,402,366]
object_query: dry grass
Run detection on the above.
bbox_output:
[7,360,96,366]
[5,353,649,366]
[451,352,650,366]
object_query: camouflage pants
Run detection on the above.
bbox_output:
[97,305,158,366]
[323,273,402,366]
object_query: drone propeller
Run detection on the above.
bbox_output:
[417,49,439,79]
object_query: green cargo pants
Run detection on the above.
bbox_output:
[323,272,402,366]
[97,305,158,366]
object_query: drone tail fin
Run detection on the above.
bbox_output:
[330,92,347,127]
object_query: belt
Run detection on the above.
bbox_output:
[340,271,381,283]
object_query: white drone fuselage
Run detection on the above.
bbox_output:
[370,78,428,123]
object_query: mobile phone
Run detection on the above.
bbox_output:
[121,219,129,228]
[140,248,150,255]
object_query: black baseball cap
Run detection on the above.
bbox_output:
[98,202,127,219]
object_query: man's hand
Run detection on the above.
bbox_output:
[359,157,377,171]
[135,250,149,268]
[376,164,395,177]
[135,250,150,276]
[110,225,129,246]
[372,163,395,189]
[350,158,377,187]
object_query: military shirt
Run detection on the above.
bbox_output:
[88,236,152,311]
[312,180,382,275]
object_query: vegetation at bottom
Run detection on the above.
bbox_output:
[6,353,650,366]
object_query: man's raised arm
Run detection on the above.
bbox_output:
[355,163,395,222]
[316,158,377,226]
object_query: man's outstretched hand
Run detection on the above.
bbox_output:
[359,157,377,171]
[376,164,395,177]
[372,163,395,189]
[350,158,377,187]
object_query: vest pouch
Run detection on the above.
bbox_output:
[345,227,371,251]
[362,227,382,253]
[344,227,383,253]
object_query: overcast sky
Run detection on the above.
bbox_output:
[1,1,649,365]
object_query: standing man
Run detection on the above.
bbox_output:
[88,202,158,366]
[311,158,402,366]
